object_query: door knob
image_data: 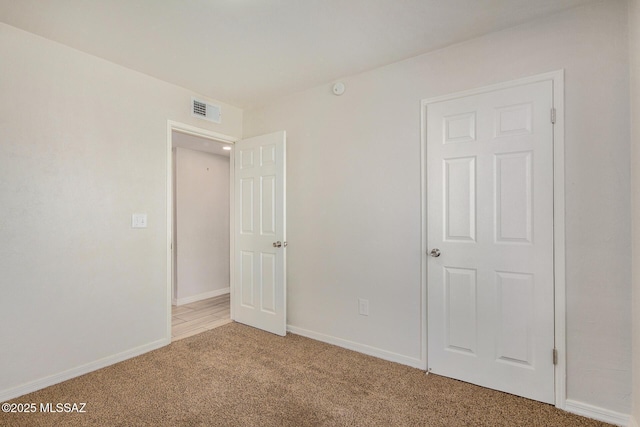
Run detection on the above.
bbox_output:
[429,248,441,257]
[273,241,282,248]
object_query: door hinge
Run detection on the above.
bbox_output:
[552,348,558,365]
[551,108,556,124]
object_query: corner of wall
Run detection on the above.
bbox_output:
[630,0,640,424]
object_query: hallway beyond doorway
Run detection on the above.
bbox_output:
[171,294,231,341]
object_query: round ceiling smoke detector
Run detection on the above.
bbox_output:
[332,82,345,96]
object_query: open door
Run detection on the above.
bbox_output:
[233,131,286,336]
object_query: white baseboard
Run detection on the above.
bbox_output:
[287,325,424,370]
[175,287,229,306]
[564,399,631,426]
[0,337,169,403]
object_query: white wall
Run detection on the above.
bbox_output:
[244,0,631,415]
[175,147,230,303]
[630,0,640,425]
[0,23,242,399]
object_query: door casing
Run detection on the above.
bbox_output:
[420,70,566,409]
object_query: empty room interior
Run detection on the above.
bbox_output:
[1,0,639,426]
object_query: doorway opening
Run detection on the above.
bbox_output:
[166,121,237,341]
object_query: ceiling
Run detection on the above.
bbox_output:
[0,0,594,109]
[172,131,231,157]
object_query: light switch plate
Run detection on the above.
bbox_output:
[358,298,369,316]
[132,213,147,228]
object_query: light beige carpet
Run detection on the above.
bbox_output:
[1,323,612,426]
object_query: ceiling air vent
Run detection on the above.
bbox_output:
[191,97,222,124]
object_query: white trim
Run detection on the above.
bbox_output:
[564,400,631,427]
[229,147,236,322]
[287,325,424,369]
[167,121,236,144]
[419,92,429,370]
[419,70,566,405]
[550,70,567,411]
[0,338,168,402]
[175,287,230,306]
[166,121,237,342]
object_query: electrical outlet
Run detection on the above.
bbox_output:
[358,298,369,316]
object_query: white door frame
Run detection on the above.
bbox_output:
[420,70,566,409]
[166,120,238,340]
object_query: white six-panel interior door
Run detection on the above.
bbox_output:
[426,79,556,403]
[166,124,287,339]
[233,131,287,336]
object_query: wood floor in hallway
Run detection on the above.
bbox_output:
[171,293,231,341]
